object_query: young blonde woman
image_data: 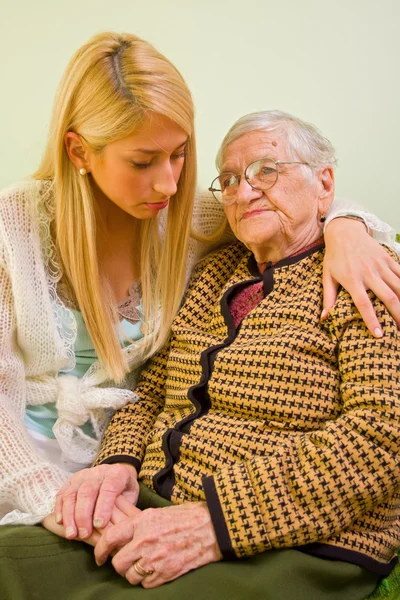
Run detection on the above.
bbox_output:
[0,31,398,530]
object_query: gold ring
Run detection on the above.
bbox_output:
[133,560,154,578]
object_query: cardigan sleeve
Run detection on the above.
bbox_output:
[94,341,170,470]
[325,196,399,253]
[0,246,68,525]
[202,284,400,559]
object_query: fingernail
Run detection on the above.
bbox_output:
[93,518,103,528]
[321,309,327,319]
[55,513,62,524]
[65,527,75,539]
[78,528,88,539]
[374,327,383,338]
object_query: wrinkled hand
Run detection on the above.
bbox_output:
[323,218,400,335]
[54,463,139,540]
[94,502,222,588]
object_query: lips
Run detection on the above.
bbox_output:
[145,199,169,211]
[240,208,270,220]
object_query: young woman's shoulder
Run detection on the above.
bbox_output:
[0,179,50,234]
[0,178,49,206]
[186,189,236,274]
[0,180,53,266]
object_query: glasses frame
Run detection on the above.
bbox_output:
[208,157,309,205]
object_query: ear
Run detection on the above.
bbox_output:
[64,132,90,172]
[317,166,335,216]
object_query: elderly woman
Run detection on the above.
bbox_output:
[1,111,399,600]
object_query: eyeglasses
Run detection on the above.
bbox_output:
[208,157,309,205]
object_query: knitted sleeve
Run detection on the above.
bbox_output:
[94,341,171,470]
[186,190,235,277]
[325,196,399,253]
[0,246,67,525]
[203,284,400,558]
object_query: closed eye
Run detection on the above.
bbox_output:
[171,151,186,160]
[130,161,152,169]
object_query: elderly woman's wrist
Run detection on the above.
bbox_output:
[116,462,138,478]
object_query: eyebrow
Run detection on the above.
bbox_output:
[221,156,278,173]
[130,139,188,154]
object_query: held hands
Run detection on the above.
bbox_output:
[323,218,400,334]
[42,494,141,547]
[53,463,139,540]
[43,498,222,588]
[94,501,222,589]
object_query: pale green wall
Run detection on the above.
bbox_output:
[0,0,399,229]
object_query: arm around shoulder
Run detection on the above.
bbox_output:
[326,196,399,252]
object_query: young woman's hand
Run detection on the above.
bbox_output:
[323,218,400,334]
[42,494,140,546]
[53,463,139,540]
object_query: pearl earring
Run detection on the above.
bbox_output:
[320,214,326,223]
[79,168,87,176]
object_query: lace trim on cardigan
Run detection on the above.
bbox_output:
[116,281,142,323]
[57,280,142,324]
[35,180,77,372]
[34,179,143,387]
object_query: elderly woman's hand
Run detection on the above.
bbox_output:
[323,218,400,335]
[94,502,222,588]
[54,463,139,540]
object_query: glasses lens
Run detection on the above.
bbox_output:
[246,159,278,190]
[210,174,238,204]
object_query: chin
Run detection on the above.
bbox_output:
[238,225,277,248]
[126,207,158,220]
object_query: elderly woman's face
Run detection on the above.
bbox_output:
[221,130,334,262]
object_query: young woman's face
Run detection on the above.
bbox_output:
[87,114,188,219]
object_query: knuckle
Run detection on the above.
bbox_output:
[55,487,67,499]
[98,484,119,496]
[104,526,123,547]
[354,296,371,309]
[125,571,139,586]
[77,481,101,499]
[383,290,399,305]
[62,489,78,504]
[111,555,125,575]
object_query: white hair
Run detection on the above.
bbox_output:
[216,109,337,180]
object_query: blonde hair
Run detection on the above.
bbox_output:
[35,32,197,382]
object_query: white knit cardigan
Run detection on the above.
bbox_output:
[0,179,397,525]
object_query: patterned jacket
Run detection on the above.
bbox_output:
[96,241,400,576]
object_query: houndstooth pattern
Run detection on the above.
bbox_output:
[0,179,397,524]
[97,242,400,569]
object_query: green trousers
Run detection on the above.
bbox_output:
[0,486,381,600]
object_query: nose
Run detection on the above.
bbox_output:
[235,177,263,205]
[153,162,178,197]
